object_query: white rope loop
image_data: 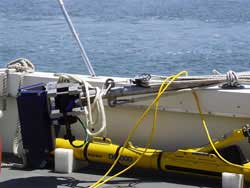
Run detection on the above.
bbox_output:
[226,70,239,87]
[56,73,107,137]
[7,58,35,73]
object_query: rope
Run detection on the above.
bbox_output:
[226,70,239,87]
[6,58,35,169]
[55,73,107,137]
[0,72,7,117]
[7,58,35,73]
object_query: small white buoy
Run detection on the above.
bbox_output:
[55,148,74,173]
[0,110,3,119]
[222,172,244,188]
[54,148,88,173]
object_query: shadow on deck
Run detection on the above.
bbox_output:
[0,153,221,188]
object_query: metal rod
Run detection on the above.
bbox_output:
[106,79,226,98]
[57,0,96,77]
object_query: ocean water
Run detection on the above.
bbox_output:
[1,0,250,77]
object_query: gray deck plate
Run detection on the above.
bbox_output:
[0,162,220,188]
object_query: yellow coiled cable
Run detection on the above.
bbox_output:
[91,71,188,188]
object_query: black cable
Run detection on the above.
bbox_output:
[64,117,87,148]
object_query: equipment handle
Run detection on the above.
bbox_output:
[92,137,112,144]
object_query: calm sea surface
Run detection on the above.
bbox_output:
[1,0,250,77]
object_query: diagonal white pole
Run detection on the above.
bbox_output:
[57,0,96,77]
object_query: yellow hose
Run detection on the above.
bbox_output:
[192,90,245,169]
[91,71,188,188]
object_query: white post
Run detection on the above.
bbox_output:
[222,172,244,188]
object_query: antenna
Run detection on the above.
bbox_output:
[57,0,96,77]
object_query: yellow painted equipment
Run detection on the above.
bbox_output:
[55,125,250,182]
[56,137,161,170]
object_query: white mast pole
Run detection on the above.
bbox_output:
[57,0,96,77]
